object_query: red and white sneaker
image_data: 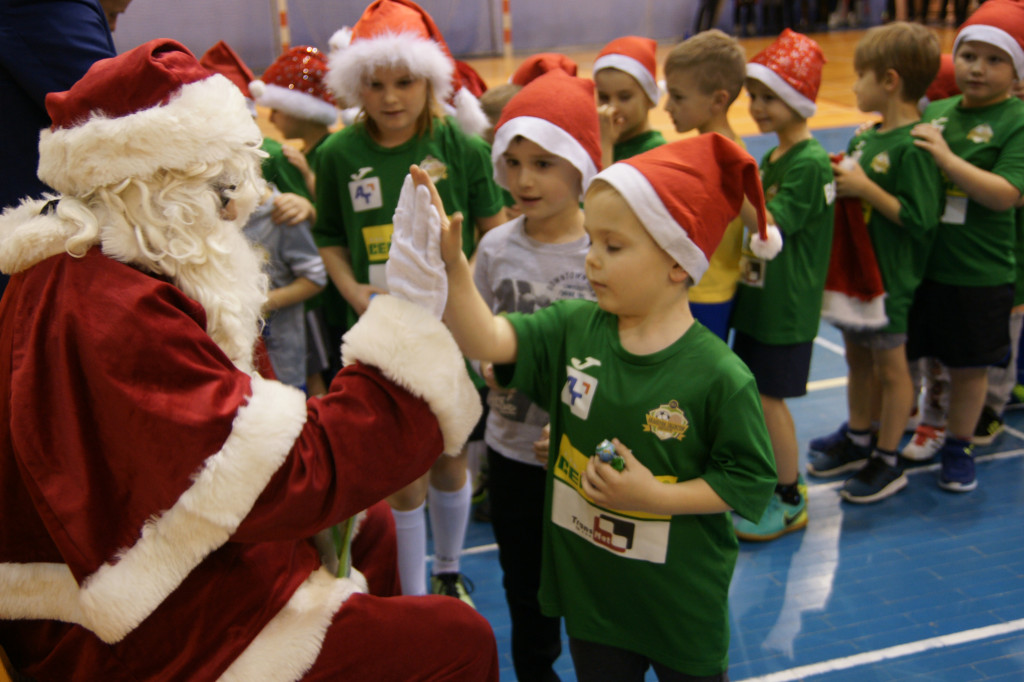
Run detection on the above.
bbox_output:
[902,424,945,462]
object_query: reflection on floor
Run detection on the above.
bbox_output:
[445,281,1024,681]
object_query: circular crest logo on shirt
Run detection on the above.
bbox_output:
[870,151,890,175]
[419,155,449,183]
[967,124,994,145]
[642,400,689,441]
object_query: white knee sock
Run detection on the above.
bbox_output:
[428,477,471,576]
[392,503,427,596]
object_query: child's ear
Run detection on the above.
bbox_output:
[883,68,901,92]
[710,89,730,114]
[669,262,690,284]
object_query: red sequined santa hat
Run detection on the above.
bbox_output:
[38,38,261,196]
[249,46,338,127]
[954,0,1024,78]
[326,0,489,135]
[746,29,824,119]
[509,52,578,86]
[593,134,781,283]
[491,69,602,199]
[593,36,661,105]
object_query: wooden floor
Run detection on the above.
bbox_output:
[461,25,960,138]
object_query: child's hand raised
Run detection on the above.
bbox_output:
[911,122,954,168]
[408,165,465,270]
[582,438,658,513]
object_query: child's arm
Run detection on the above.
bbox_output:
[272,193,317,226]
[319,245,386,317]
[281,144,317,199]
[263,277,324,313]
[912,122,1021,212]
[475,210,507,236]
[408,165,517,364]
[832,159,903,224]
[582,439,731,515]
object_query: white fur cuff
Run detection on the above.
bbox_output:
[341,295,481,455]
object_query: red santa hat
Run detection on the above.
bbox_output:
[491,69,602,199]
[249,45,338,127]
[509,52,579,86]
[326,0,489,136]
[954,0,1024,78]
[923,53,960,105]
[199,40,257,116]
[592,134,781,283]
[593,36,661,105]
[38,38,261,197]
[746,29,824,119]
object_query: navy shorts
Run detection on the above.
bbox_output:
[732,331,814,399]
[906,280,1013,368]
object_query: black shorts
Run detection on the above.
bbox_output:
[732,331,814,399]
[468,385,490,442]
[906,279,1013,368]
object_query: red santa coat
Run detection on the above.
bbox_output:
[0,202,483,680]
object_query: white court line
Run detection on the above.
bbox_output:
[736,618,1024,682]
[813,336,846,357]
[807,376,848,392]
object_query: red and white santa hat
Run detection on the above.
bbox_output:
[491,69,602,199]
[326,0,489,136]
[593,134,781,283]
[746,29,824,119]
[509,52,579,86]
[250,45,338,126]
[199,41,259,117]
[593,36,661,105]
[38,38,261,197]
[954,0,1024,78]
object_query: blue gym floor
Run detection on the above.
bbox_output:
[434,127,1024,679]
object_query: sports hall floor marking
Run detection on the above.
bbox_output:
[736,618,1024,682]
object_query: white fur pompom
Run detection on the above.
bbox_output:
[452,88,490,137]
[249,79,266,99]
[329,27,352,54]
[750,224,783,260]
[838,156,859,172]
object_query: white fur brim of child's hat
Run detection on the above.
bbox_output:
[592,162,711,283]
[38,74,262,197]
[593,53,661,105]
[491,116,598,201]
[325,30,453,110]
[746,62,817,119]
[249,81,338,126]
[955,25,1024,79]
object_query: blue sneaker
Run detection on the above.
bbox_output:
[734,484,808,542]
[807,437,870,477]
[840,456,907,503]
[938,441,977,492]
[808,422,848,455]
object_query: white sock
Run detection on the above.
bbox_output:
[392,503,427,596]
[428,477,472,576]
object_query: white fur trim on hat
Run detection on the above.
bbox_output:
[451,87,490,137]
[594,53,661,105]
[593,163,710,282]
[492,116,598,200]
[821,290,888,331]
[955,25,1024,79]
[37,74,261,196]
[325,31,453,111]
[746,62,817,119]
[249,81,338,126]
[341,295,481,456]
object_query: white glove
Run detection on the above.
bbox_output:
[386,174,448,319]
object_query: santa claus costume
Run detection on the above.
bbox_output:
[0,39,496,681]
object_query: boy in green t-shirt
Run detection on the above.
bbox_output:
[905,1,1024,493]
[731,30,834,541]
[398,133,778,679]
[593,36,667,168]
[807,22,943,504]
[663,29,755,340]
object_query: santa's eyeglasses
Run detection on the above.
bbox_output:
[214,184,237,209]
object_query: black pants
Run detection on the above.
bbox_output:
[568,638,729,682]
[488,447,562,681]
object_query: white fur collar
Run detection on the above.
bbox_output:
[0,197,90,274]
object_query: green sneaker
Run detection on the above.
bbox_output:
[431,572,476,608]
[734,488,808,542]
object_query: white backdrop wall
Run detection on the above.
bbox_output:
[113,0,708,74]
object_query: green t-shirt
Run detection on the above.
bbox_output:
[496,300,776,675]
[313,117,505,326]
[846,123,943,333]
[921,96,1024,286]
[261,138,310,199]
[732,138,835,344]
[613,129,667,162]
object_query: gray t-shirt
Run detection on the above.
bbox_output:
[243,189,327,388]
[473,215,593,465]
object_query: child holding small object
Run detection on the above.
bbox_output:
[398,132,778,679]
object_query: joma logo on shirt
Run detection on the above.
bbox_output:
[561,364,598,419]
